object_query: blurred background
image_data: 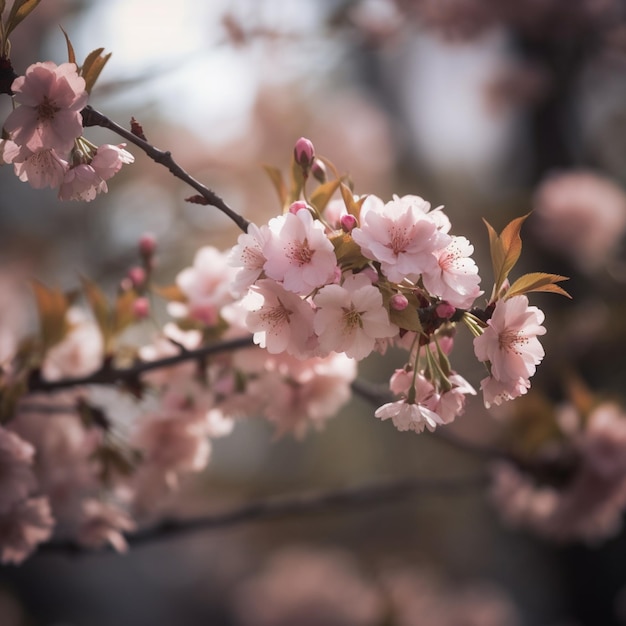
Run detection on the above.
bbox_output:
[3,0,626,624]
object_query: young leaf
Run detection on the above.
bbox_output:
[262,164,287,209]
[340,182,366,218]
[505,272,571,299]
[483,213,530,298]
[113,289,138,335]
[310,178,341,214]
[81,48,112,94]
[287,155,305,205]
[152,283,187,302]
[30,280,71,352]
[81,276,112,348]
[60,26,76,65]
[5,0,42,37]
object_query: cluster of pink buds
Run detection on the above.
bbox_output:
[1,61,133,200]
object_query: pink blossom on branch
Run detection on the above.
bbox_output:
[313,272,398,360]
[4,62,87,154]
[473,295,546,408]
[352,194,450,283]
[263,209,337,296]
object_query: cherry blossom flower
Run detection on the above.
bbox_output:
[233,546,384,626]
[11,147,68,189]
[0,497,55,564]
[229,222,270,296]
[41,308,104,382]
[244,279,316,357]
[77,499,135,553]
[313,272,397,360]
[430,373,476,424]
[263,209,337,295]
[58,163,106,201]
[89,143,134,180]
[0,428,36,514]
[351,194,451,283]
[422,235,482,309]
[169,246,238,326]
[375,398,444,434]
[473,295,546,406]
[5,62,87,154]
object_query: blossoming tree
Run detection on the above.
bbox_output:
[0,0,579,565]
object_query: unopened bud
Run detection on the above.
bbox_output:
[311,159,327,183]
[288,200,309,215]
[139,233,157,257]
[436,302,456,319]
[361,267,379,284]
[390,293,409,311]
[132,297,150,319]
[340,213,357,232]
[127,266,146,288]
[293,137,315,173]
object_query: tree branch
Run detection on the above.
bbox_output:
[41,473,487,555]
[81,105,251,233]
[27,335,255,393]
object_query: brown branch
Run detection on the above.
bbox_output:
[27,335,255,393]
[40,473,487,555]
[81,105,251,233]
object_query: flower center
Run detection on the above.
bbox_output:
[389,226,410,255]
[287,238,313,266]
[498,330,527,354]
[36,96,60,122]
[262,299,292,329]
[342,305,363,330]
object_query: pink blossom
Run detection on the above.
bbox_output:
[429,373,476,424]
[422,235,482,309]
[243,279,316,357]
[352,194,451,283]
[90,143,134,180]
[5,62,87,153]
[479,374,530,409]
[313,272,397,360]
[0,427,36,514]
[170,246,237,325]
[0,497,55,564]
[473,295,546,406]
[228,222,270,296]
[254,352,357,438]
[77,499,135,553]
[375,399,443,433]
[41,308,104,382]
[58,163,106,201]
[263,209,337,295]
[12,147,68,189]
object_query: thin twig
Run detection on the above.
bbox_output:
[41,473,487,555]
[81,105,251,233]
[28,335,255,393]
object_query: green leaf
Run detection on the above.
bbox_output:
[5,0,42,37]
[30,280,71,352]
[505,272,571,299]
[60,26,76,65]
[310,178,341,214]
[80,48,111,94]
[340,183,366,218]
[262,164,287,209]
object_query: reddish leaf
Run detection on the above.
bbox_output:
[262,164,287,209]
[505,272,571,300]
[310,179,341,214]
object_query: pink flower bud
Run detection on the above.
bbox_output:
[139,233,156,257]
[288,200,309,215]
[436,302,456,319]
[311,159,327,183]
[390,293,409,311]
[340,213,358,232]
[293,137,315,171]
[127,266,146,288]
[132,297,150,319]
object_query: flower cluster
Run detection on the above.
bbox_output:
[1,61,133,200]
